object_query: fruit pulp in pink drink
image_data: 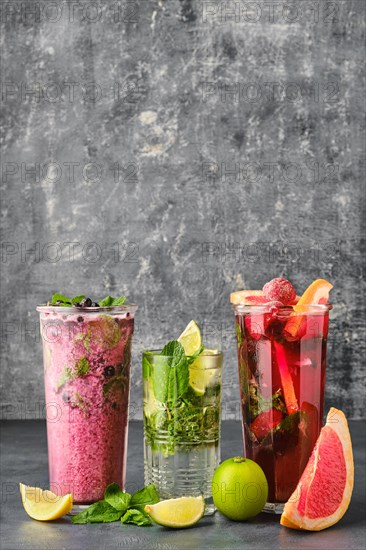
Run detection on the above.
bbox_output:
[235,309,329,503]
[40,310,134,503]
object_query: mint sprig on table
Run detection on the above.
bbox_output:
[50,294,127,307]
[71,483,159,526]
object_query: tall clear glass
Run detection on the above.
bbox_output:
[233,303,331,513]
[37,304,137,504]
[143,350,223,514]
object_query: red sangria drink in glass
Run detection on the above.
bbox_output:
[231,279,333,513]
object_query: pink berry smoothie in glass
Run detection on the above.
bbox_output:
[37,295,137,504]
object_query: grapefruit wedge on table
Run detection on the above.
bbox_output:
[280,407,354,531]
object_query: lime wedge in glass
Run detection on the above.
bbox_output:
[177,320,202,356]
[189,349,219,396]
[143,379,159,418]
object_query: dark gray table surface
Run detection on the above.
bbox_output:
[1,420,365,550]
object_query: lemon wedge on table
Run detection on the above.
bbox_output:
[145,496,205,528]
[178,320,202,356]
[19,483,73,521]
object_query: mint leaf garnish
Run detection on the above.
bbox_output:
[142,355,152,379]
[157,340,189,403]
[111,296,127,306]
[152,341,188,403]
[130,483,159,511]
[151,356,171,402]
[249,387,287,419]
[71,500,123,524]
[72,295,85,303]
[99,296,114,307]
[50,293,127,307]
[261,410,304,447]
[274,410,303,432]
[104,483,131,512]
[249,384,266,417]
[99,295,127,307]
[51,293,72,306]
[235,321,243,345]
[56,367,73,389]
[51,294,87,306]
[75,357,90,377]
[72,392,89,414]
[56,357,90,390]
[160,340,184,358]
[272,390,287,414]
[187,344,204,366]
[121,509,151,526]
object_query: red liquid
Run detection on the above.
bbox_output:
[235,307,329,503]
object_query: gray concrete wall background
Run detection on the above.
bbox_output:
[1,1,365,419]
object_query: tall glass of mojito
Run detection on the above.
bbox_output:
[37,294,137,504]
[143,321,223,514]
[231,278,333,513]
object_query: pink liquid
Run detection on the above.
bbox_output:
[235,306,329,503]
[39,309,134,503]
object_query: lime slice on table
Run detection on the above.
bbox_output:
[177,320,202,356]
[189,349,219,396]
[145,496,205,528]
[19,483,73,521]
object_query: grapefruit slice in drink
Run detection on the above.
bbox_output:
[280,407,354,531]
[285,279,333,339]
[230,290,267,305]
